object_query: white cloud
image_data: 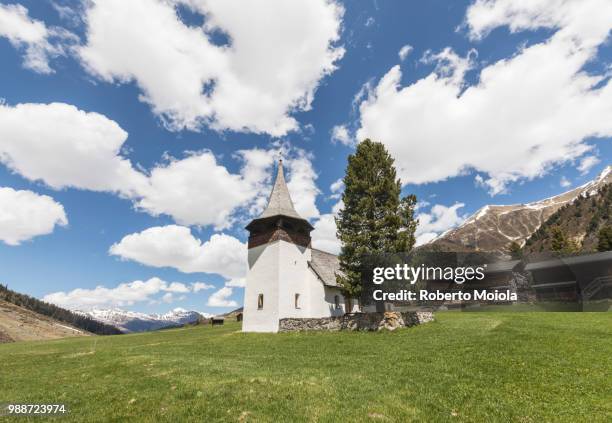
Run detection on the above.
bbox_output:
[0,3,75,73]
[79,0,344,136]
[43,277,197,310]
[136,151,257,229]
[138,146,321,226]
[465,0,608,42]
[0,187,68,246]
[357,0,612,195]
[577,155,601,175]
[0,102,147,196]
[0,102,321,229]
[206,286,237,308]
[311,183,343,254]
[560,176,571,188]
[192,282,214,292]
[166,282,191,293]
[415,200,430,211]
[398,44,413,61]
[285,151,320,220]
[0,101,322,228]
[329,178,344,199]
[331,125,354,146]
[415,203,466,246]
[311,176,345,254]
[110,225,247,280]
[225,277,246,288]
[415,232,439,246]
[161,292,175,303]
[311,213,341,254]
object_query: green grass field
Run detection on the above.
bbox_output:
[1,312,611,422]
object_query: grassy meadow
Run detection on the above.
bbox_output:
[1,312,611,422]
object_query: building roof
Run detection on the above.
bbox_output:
[525,250,612,271]
[485,260,521,273]
[258,160,304,220]
[308,248,342,287]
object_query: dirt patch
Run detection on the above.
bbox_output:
[0,327,13,343]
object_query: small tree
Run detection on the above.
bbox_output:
[550,227,568,253]
[335,139,418,296]
[507,241,523,259]
[597,226,612,252]
[550,226,580,255]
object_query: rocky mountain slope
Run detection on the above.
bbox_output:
[78,308,211,333]
[432,166,612,253]
[0,299,89,343]
[523,182,612,254]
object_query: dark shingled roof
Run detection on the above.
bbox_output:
[308,248,342,287]
[258,160,303,220]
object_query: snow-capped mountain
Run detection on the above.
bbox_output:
[77,308,212,333]
[432,166,612,253]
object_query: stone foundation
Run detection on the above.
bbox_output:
[278,311,434,332]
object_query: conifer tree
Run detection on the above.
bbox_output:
[550,226,580,255]
[550,226,568,253]
[597,225,612,252]
[507,241,523,259]
[335,139,418,296]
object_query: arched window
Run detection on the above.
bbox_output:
[257,294,264,310]
[294,293,300,309]
[334,295,340,309]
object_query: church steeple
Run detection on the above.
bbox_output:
[246,160,313,249]
[258,159,303,220]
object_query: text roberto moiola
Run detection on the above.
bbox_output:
[371,264,518,302]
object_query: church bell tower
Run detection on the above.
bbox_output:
[242,160,314,332]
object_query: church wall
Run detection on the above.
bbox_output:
[323,286,345,316]
[277,240,313,319]
[242,241,281,332]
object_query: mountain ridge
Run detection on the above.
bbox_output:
[432,166,612,253]
[77,308,212,333]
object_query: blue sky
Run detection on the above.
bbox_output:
[0,0,611,314]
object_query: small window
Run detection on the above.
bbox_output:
[334,295,340,310]
[294,293,300,309]
[257,294,264,310]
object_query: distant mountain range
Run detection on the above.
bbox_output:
[77,308,212,333]
[432,166,612,254]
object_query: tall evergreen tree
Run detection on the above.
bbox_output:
[335,139,418,296]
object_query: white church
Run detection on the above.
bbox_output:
[242,160,359,332]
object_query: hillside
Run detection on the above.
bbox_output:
[524,182,612,255]
[0,299,88,343]
[0,314,610,421]
[0,284,122,336]
[433,166,612,253]
[222,306,243,320]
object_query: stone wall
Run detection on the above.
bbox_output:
[278,311,434,332]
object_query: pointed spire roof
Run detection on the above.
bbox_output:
[258,159,304,220]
